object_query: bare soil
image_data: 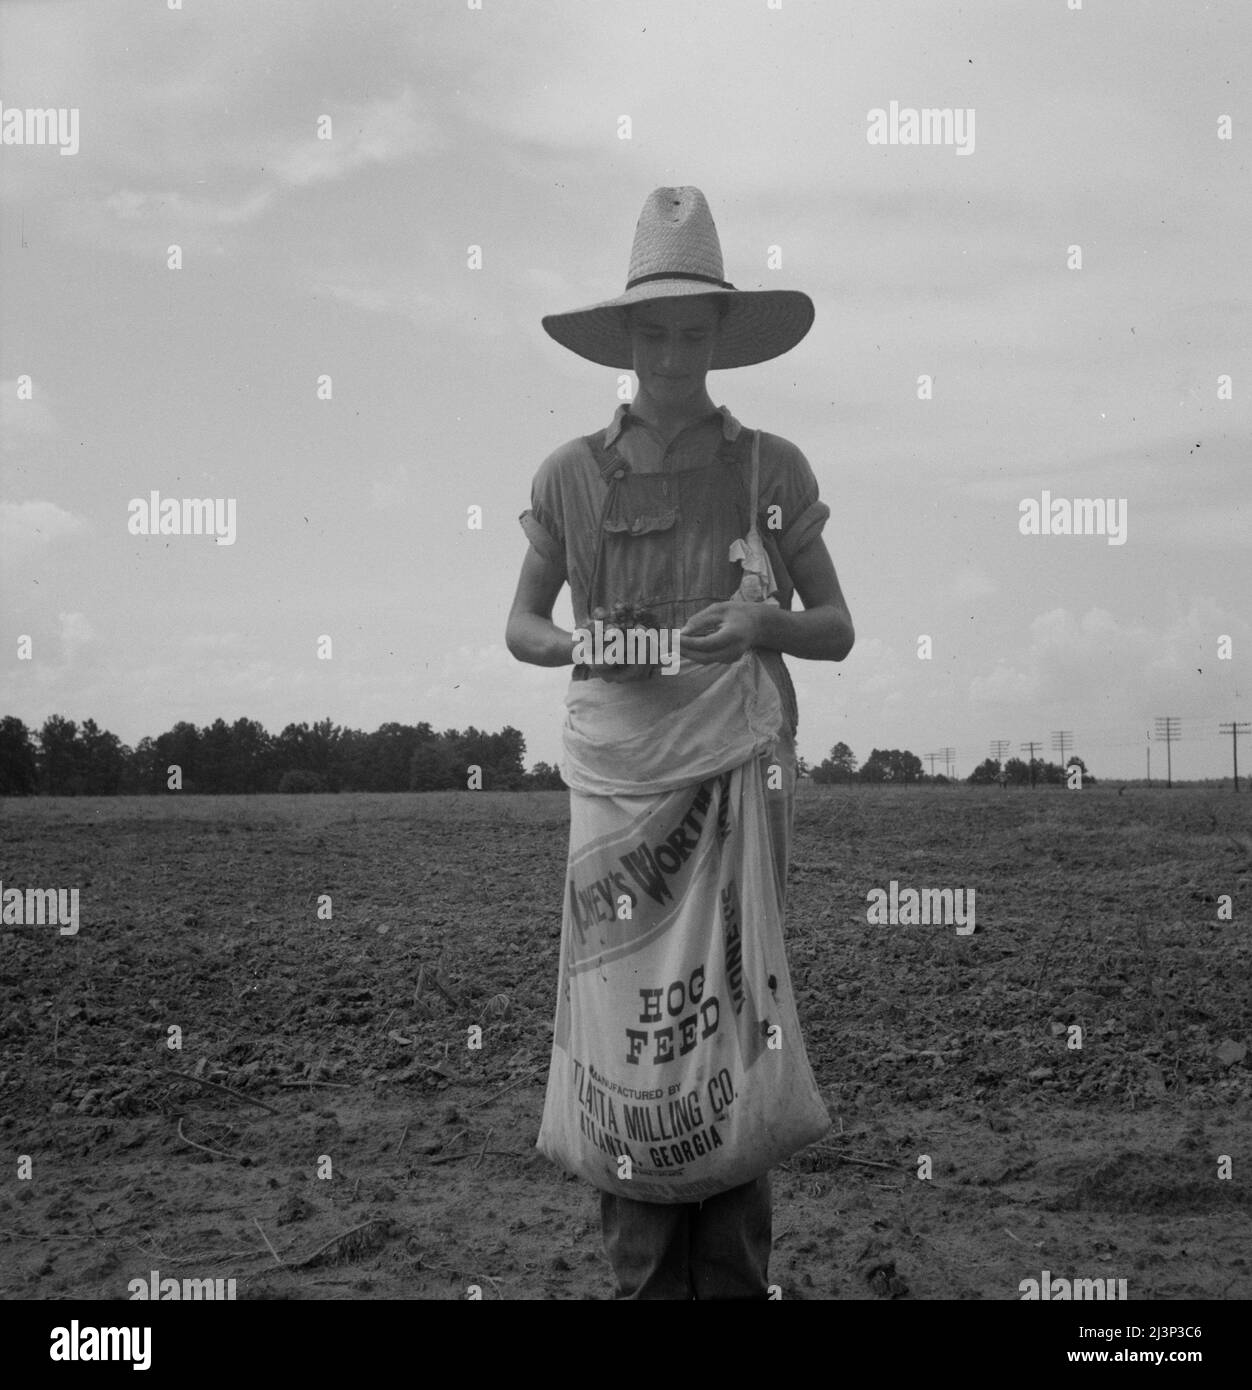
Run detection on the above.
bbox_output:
[1,785,1248,1300]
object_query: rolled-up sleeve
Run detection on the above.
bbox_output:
[518,451,569,576]
[762,435,831,571]
[778,495,830,569]
[519,505,565,570]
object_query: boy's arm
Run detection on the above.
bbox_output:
[755,535,854,661]
[506,546,575,666]
[681,537,854,664]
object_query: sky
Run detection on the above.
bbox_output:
[1,0,1249,782]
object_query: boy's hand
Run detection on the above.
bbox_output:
[574,607,659,681]
[680,602,760,664]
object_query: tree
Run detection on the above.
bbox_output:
[229,717,273,793]
[526,761,565,790]
[967,757,1001,786]
[858,749,888,783]
[37,715,83,795]
[450,725,527,790]
[369,722,430,791]
[277,769,328,793]
[813,741,857,784]
[409,737,461,791]
[894,750,924,784]
[0,716,38,795]
[1002,756,1031,786]
[859,748,923,785]
[1065,755,1096,785]
[125,735,161,793]
[78,718,127,795]
[155,721,201,792]
[198,718,235,793]
[330,726,372,792]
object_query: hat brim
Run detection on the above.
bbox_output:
[542,282,814,370]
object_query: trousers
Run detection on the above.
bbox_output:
[600,1174,772,1299]
[598,730,794,1299]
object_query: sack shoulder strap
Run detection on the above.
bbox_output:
[749,428,762,521]
[732,427,762,530]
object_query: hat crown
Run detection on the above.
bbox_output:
[626,186,724,286]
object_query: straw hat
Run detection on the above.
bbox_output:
[542,186,814,370]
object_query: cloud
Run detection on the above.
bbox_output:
[269,88,440,188]
[306,260,509,337]
[0,500,87,563]
[1,382,58,449]
[967,660,1034,706]
[180,632,243,654]
[968,603,1242,717]
[369,464,410,510]
[56,611,96,668]
[1135,502,1250,550]
[71,88,439,249]
[309,266,440,322]
[101,187,274,228]
[947,568,998,604]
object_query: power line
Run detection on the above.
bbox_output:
[1155,716,1180,789]
[1218,721,1251,792]
[872,710,1251,785]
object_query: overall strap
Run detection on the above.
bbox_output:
[582,432,631,616]
[584,431,631,484]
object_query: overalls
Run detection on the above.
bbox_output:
[575,425,794,1299]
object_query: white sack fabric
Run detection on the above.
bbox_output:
[538,652,830,1203]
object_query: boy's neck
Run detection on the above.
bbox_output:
[630,387,718,445]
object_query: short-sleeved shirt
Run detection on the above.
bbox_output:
[519,402,831,736]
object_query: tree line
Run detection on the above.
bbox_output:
[0,717,1097,797]
[807,742,1094,786]
[0,714,566,796]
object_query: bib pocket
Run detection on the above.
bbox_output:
[589,499,679,615]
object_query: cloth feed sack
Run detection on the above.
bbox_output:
[536,656,828,1200]
[539,657,830,1202]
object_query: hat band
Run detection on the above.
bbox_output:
[624,270,737,291]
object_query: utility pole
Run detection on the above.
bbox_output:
[939,746,956,780]
[1219,721,1250,792]
[1154,717,1180,789]
[925,752,939,778]
[1051,730,1073,769]
[990,741,1011,791]
[1020,740,1042,789]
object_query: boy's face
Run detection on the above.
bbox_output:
[627,297,720,406]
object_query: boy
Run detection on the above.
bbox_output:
[507,187,854,1299]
